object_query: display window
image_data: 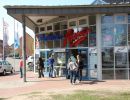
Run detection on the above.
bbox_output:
[115,24,127,46]
[102,47,114,68]
[101,24,114,46]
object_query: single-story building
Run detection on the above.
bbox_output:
[4,0,130,80]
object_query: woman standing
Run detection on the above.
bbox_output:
[37,57,44,78]
[67,58,78,85]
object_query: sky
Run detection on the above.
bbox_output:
[0,0,93,46]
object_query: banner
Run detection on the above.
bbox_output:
[3,19,9,46]
[14,32,20,49]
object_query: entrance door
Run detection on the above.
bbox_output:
[78,49,88,80]
[88,48,98,80]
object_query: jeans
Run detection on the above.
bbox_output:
[78,69,82,81]
[20,67,23,78]
[70,70,77,83]
[49,65,53,77]
[38,68,44,78]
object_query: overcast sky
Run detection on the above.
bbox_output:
[0,0,93,45]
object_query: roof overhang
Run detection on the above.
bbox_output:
[4,4,130,31]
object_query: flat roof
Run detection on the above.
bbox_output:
[4,4,130,31]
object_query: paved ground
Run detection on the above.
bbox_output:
[1,71,130,99]
[1,57,130,99]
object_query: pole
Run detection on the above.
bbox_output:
[14,19,16,71]
[2,18,5,61]
[22,15,26,82]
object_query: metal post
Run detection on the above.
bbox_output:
[22,15,26,82]
[96,14,102,80]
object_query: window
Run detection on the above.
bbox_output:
[115,24,127,46]
[79,19,87,25]
[40,27,45,32]
[115,15,126,23]
[69,21,76,27]
[101,15,114,24]
[102,47,114,68]
[47,25,52,31]
[54,22,60,31]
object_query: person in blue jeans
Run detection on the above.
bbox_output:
[48,55,55,78]
[67,58,78,85]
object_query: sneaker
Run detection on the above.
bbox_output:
[72,83,75,85]
[77,80,80,83]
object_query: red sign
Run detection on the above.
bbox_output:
[63,27,91,47]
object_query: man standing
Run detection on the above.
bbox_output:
[48,54,55,78]
[37,57,44,78]
[76,54,84,83]
[19,59,23,78]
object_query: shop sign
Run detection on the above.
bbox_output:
[36,33,63,41]
[114,46,127,53]
[89,47,97,53]
[90,70,97,78]
[63,27,91,47]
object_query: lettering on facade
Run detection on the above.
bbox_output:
[63,27,91,47]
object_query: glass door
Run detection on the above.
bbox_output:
[88,47,98,80]
[78,49,88,80]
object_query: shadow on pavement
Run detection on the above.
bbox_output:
[79,80,106,85]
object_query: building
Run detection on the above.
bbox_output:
[16,33,34,57]
[4,0,130,80]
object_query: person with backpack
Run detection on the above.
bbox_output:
[37,57,44,78]
[67,58,78,85]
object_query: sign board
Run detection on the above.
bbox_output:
[90,70,97,78]
[114,46,127,53]
[89,47,97,53]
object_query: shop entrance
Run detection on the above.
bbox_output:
[66,48,88,80]
[66,48,98,80]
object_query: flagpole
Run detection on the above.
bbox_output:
[3,18,5,60]
[14,19,16,72]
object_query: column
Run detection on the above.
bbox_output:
[96,14,102,80]
[22,15,26,82]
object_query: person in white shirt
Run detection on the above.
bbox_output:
[67,58,78,85]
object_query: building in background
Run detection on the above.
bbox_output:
[15,33,34,57]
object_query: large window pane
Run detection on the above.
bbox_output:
[102,47,114,68]
[77,27,88,47]
[102,70,114,79]
[115,52,128,68]
[115,24,127,46]
[89,26,96,47]
[115,69,128,79]
[101,24,114,46]
[101,15,114,24]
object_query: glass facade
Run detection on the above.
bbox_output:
[36,13,130,80]
[101,14,129,79]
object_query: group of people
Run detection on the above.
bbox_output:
[67,54,83,85]
[37,54,55,78]
[19,54,84,84]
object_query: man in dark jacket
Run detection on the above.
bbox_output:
[76,54,84,82]
[37,57,44,78]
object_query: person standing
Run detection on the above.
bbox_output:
[19,59,23,78]
[67,58,78,85]
[48,54,55,78]
[37,57,44,78]
[76,54,84,82]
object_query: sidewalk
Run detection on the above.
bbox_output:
[1,71,130,98]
